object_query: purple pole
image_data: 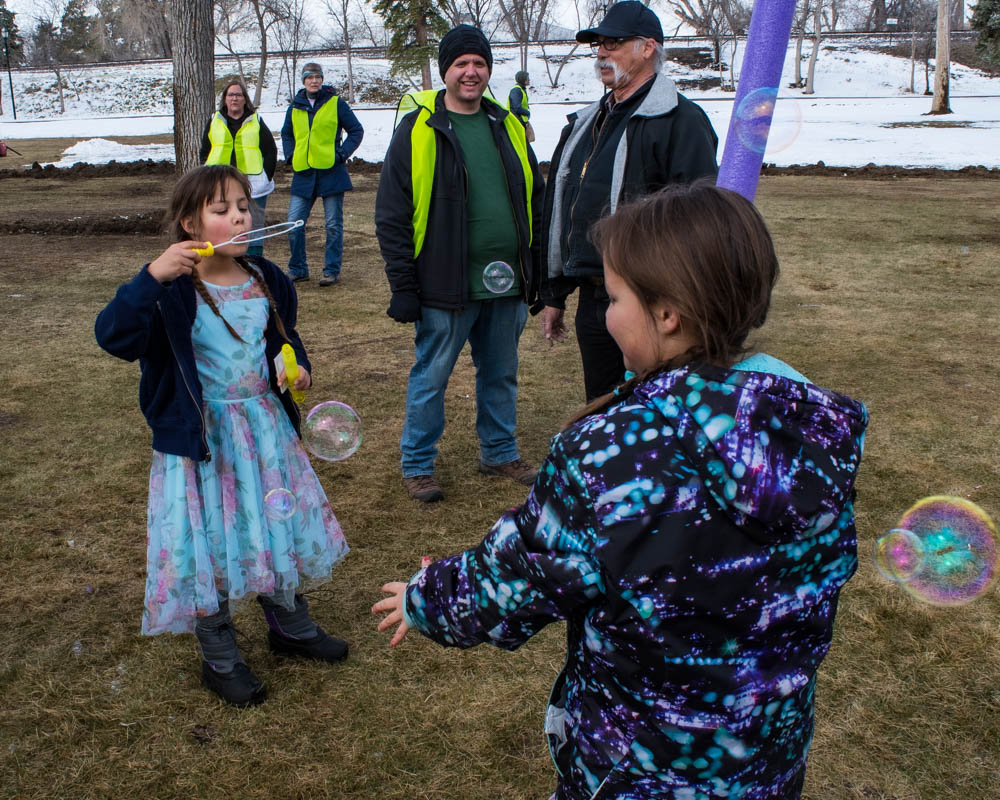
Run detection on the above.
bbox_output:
[716,0,797,202]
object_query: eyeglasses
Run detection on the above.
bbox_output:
[589,36,637,52]
[225,92,245,98]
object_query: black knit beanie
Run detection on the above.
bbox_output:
[438,25,493,78]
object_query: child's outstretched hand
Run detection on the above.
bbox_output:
[147,241,206,283]
[279,366,312,392]
[373,582,410,647]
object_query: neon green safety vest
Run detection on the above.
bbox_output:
[291,97,339,171]
[205,112,264,174]
[398,90,533,259]
[509,85,529,110]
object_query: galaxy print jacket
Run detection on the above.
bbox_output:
[403,358,868,800]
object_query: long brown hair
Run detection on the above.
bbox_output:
[166,164,291,344]
[218,80,256,116]
[568,181,779,425]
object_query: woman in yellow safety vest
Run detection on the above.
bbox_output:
[200,80,278,257]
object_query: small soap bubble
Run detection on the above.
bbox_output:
[110,680,122,694]
[67,539,75,548]
[482,261,515,294]
[263,488,297,520]
[303,401,363,462]
[733,87,802,155]
[879,496,998,605]
[959,246,970,257]
[72,640,84,657]
[84,585,94,594]
[874,529,924,582]
[117,662,127,675]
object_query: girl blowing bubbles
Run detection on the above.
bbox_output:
[96,165,349,708]
[374,183,868,799]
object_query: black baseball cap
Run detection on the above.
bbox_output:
[576,1,664,45]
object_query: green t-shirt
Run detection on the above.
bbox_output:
[448,109,522,301]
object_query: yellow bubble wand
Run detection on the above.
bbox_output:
[280,344,306,404]
[193,219,305,257]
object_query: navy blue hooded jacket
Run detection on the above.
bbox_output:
[94,257,310,461]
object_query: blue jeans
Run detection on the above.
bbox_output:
[401,298,528,477]
[287,192,343,279]
[246,193,268,258]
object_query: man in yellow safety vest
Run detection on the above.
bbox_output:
[281,62,364,287]
[375,25,545,504]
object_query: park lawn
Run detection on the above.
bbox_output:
[1,162,998,799]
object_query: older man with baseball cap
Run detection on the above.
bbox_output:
[538,1,719,401]
[375,25,545,503]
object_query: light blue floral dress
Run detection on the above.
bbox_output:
[142,277,348,635]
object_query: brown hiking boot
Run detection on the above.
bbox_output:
[403,474,445,503]
[479,458,538,486]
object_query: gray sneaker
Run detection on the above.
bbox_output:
[403,475,444,503]
[319,276,338,286]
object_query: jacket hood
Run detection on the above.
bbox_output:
[634,359,868,544]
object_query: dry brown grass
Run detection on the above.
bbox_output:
[1,159,999,799]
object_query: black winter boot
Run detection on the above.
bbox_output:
[196,600,266,707]
[258,593,349,663]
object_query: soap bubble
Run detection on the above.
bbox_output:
[873,529,924,582]
[733,87,802,155]
[482,261,515,294]
[303,401,362,462]
[72,640,84,657]
[886,496,998,606]
[263,488,297,520]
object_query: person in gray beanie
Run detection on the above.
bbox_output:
[281,62,364,286]
[375,25,545,503]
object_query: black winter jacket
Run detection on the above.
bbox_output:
[375,91,545,312]
[95,257,308,461]
[541,74,718,307]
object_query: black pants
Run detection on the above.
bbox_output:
[574,279,625,402]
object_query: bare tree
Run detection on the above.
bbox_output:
[166,0,215,172]
[497,0,551,72]
[929,0,950,112]
[539,0,599,89]
[667,0,748,69]
[791,0,811,87]
[247,0,285,106]
[441,0,502,35]
[804,0,822,94]
[323,0,361,102]
[271,0,313,103]
[215,0,253,87]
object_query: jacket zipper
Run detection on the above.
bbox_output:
[564,108,611,262]
[157,300,211,462]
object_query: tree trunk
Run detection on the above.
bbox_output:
[909,30,915,92]
[930,0,951,113]
[804,3,821,94]
[167,0,215,172]
[55,66,65,113]
[346,36,355,102]
[415,17,432,90]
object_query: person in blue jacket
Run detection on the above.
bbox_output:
[95,165,350,708]
[281,62,364,286]
[374,183,868,799]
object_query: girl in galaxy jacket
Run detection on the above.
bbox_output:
[373,183,868,800]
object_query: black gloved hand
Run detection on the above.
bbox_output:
[387,291,421,323]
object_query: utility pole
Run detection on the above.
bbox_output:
[1,27,14,120]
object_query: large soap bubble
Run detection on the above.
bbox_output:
[879,496,998,606]
[302,401,363,462]
[873,528,924,582]
[733,87,802,155]
[482,261,515,294]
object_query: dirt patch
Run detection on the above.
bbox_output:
[0,212,163,236]
[760,162,1000,179]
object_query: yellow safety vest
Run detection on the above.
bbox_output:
[399,90,533,259]
[509,85,529,110]
[205,112,264,175]
[291,97,339,171]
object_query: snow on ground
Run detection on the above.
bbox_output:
[1,41,998,169]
